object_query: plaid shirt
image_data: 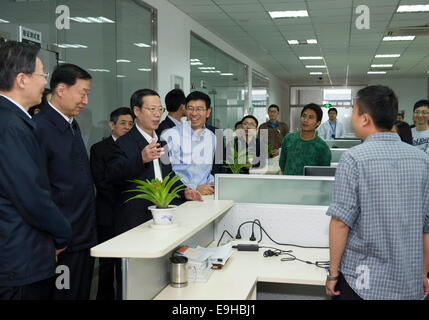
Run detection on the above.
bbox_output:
[327,133,429,300]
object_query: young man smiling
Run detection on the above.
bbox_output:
[162,91,217,195]
[411,99,429,154]
[279,103,331,175]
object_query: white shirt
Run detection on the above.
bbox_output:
[411,127,429,154]
[317,120,345,140]
[135,124,163,182]
[0,94,31,119]
[48,101,73,125]
[168,115,181,126]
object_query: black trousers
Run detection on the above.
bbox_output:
[332,272,363,300]
[52,248,95,300]
[0,277,53,300]
[96,225,116,300]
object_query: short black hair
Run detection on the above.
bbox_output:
[413,99,429,112]
[328,107,338,114]
[130,88,159,117]
[268,104,279,112]
[50,63,92,91]
[393,120,413,145]
[165,89,186,112]
[355,85,398,130]
[0,41,40,91]
[110,107,133,124]
[234,120,242,130]
[301,103,323,123]
[241,115,259,127]
[186,91,211,108]
[29,88,51,116]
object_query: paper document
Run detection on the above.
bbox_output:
[196,242,233,266]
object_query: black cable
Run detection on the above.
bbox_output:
[216,229,234,247]
[237,219,329,249]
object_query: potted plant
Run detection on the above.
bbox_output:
[124,172,186,225]
[223,143,252,174]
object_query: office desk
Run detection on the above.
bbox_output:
[155,242,329,300]
[90,199,234,299]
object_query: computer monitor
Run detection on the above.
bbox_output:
[303,166,337,177]
[326,139,361,149]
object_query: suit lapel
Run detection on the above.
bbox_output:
[0,96,36,130]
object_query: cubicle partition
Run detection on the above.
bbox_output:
[325,139,361,149]
[214,174,334,248]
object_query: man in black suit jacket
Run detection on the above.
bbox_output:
[34,63,96,300]
[89,107,133,300]
[156,88,186,137]
[106,89,202,299]
[0,41,71,300]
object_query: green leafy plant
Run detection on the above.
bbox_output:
[223,142,251,174]
[124,173,186,208]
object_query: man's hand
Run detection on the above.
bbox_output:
[141,140,164,163]
[196,184,214,195]
[325,278,340,297]
[184,187,203,202]
[55,247,67,263]
[271,148,279,157]
[423,273,429,298]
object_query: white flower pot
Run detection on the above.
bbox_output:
[149,205,177,225]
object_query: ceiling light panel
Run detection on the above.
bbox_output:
[383,36,415,41]
[397,5,429,13]
[269,10,309,19]
[375,54,400,58]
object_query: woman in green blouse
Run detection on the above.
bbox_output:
[279,103,332,175]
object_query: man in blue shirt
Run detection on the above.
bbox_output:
[161,91,216,195]
[325,85,429,300]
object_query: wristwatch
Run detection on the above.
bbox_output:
[327,274,339,281]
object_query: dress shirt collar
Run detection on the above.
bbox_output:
[48,101,73,124]
[136,123,158,144]
[0,94,31,119]
[364,132,401,143]
[168,115,181,126]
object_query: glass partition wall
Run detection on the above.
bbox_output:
[0,0,156,153]
[250,70,269,127]
[190,33,248,130]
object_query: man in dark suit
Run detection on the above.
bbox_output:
[156,88,186,137]
[0,41,71,300]
[106,89,202,299]
[107,89,202,235]
[34,63,96,300]
[90,107,133,300]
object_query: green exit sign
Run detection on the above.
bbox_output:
[323,103,332,108]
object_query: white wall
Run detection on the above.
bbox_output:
[143,0,289,122]
[369,78,429,124]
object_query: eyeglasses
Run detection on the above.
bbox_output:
[413,111,429,116]
[242,122,257,128]
[31,72,50,80]
[142,106,165,114]
[186,106,207,113]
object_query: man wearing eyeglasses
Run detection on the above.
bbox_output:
[0,41,71,300]
[161,91,217,195]
[411,100,429,154]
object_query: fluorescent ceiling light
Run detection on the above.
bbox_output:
[367,71,386,74]
[397,5,429,13]
[190,59,200,62]
[198,67,215,70]
[383,36,415,41]
[305,65,326,68]
[375,54,400,58]
[310,72,323,75]
[371,64,393,68]
[191,62,203,65]
[269,10,308,18]
[299,56,323,60]
[307,39,318,44]
[287,40,299,45]
[88,69,110,72]
[116,75,126,78]
[69,16,115,23]
[53,43,88,48]
[137,68,151,72]
[116,59,131,63]
[220,73,234,76]
[133,42,151,48]
[0,19,9,23]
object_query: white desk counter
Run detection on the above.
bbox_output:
[90,199,233,259]
[155,243,329,300]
